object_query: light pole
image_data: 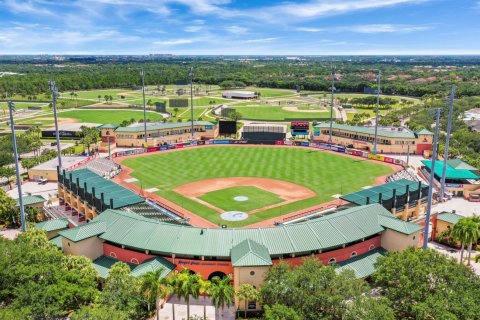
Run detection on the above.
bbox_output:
[440,84,455,202]
[189,67,195,142]
[423,108,441,250]
[373,71,381,155]
[8,101,27,232]
[48,81,62,169]
[140,70,148,146]
[328,65,336,144]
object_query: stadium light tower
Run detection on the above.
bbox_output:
[328,65,336,144]
[373,71,381,155]
[140,70,147,145]
[48,81,62,169]
[189,67,195,142]
[423,108,441,250]
[440,84,455,202]
[8,101,27,232]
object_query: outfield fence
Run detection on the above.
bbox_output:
[110,139,407,168]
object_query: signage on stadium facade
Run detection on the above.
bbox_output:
[291,121,309,130]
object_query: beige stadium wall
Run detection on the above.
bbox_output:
[28,169,58,182]
[380,229,422,251]
[233,266,270,310]
[62,236,104,260]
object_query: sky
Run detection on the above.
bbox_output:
[0,0,479,55]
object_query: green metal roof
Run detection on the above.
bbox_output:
[446,159,478,171]
[93,256,135,278]
[231,239,272,267]
[17,195,46,207]
[336,248,387,279]
[35,218,69,232]
[93,255,176,279]
[130,257,176,278]
[314,123,416,139]
[377,214,423,235]
[340,179,428,206]
[115,121,215,133]
[437,212,464,225]
[49,235,63,249]
[421,160,479,180]
[58,221,107,242]
[61,168,144,209]
[415,128,433,135]
[61,204,418,258]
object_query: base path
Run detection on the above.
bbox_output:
[112,166,218,228]
[174,177,315,201]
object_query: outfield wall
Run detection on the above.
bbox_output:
[111,139,406,168]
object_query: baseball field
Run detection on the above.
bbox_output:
[120,146,393,227]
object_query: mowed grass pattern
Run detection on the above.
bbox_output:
[198,186,284,212]
[122,146,393,227]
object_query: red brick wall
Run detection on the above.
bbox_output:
[103,236,382,277]
[103,243,155,265]
[278,236,382,266]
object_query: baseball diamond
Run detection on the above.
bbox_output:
[116,145,394,227]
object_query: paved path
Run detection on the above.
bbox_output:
[158,295,235,320]
[428,242,480,276]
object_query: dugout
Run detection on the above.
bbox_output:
[241,124,286,144]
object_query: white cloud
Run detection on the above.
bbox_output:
[342,24,432,33]
[244,37,280,43]
[225,25,248,34]
[3,0,54,15]
[153,39,193,45]
[268,0,429,19]
[296,27,324,32]
[184,26,204,32]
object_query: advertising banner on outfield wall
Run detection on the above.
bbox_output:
[213,140,231,144]
[368,154,385,161]
[275,140,285,145]
[197,140,206,145]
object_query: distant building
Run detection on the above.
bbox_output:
[41,122,101,139]
[222,91,257,99]
[313,123,433,155]
[98,121,217,150]
[28,156,89,182]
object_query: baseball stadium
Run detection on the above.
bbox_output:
[37,118,446,312]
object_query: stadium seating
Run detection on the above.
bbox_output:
[122,202,189,225]
[78,157,121,179]
[386,168,420,183]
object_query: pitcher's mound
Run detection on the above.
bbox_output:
[234,196,249,202]
[221,211,248,221]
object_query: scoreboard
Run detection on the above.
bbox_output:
[291,121,309,136]
[291,121,309,131]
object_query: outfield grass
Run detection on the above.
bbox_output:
[198,186,284,212]
[231,106,331,120]
[122,146,393,227]
[21,109,163,126]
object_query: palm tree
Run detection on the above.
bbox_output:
[452,218,471,264]
[198,278,211,320]
[236,283,259,319]
[140,268,166,319]
[462,218,480,265]
[176,268,200,320]
[210,276,235,320]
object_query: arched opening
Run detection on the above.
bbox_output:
[208,271,227,281]
[187,269,196,275]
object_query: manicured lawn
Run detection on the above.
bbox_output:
[22,109,163,126]
[231,106,331,120]
[121,146,393,227]
[198,186,284,212]
[0,101,48,110]
[61,89,140,100]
